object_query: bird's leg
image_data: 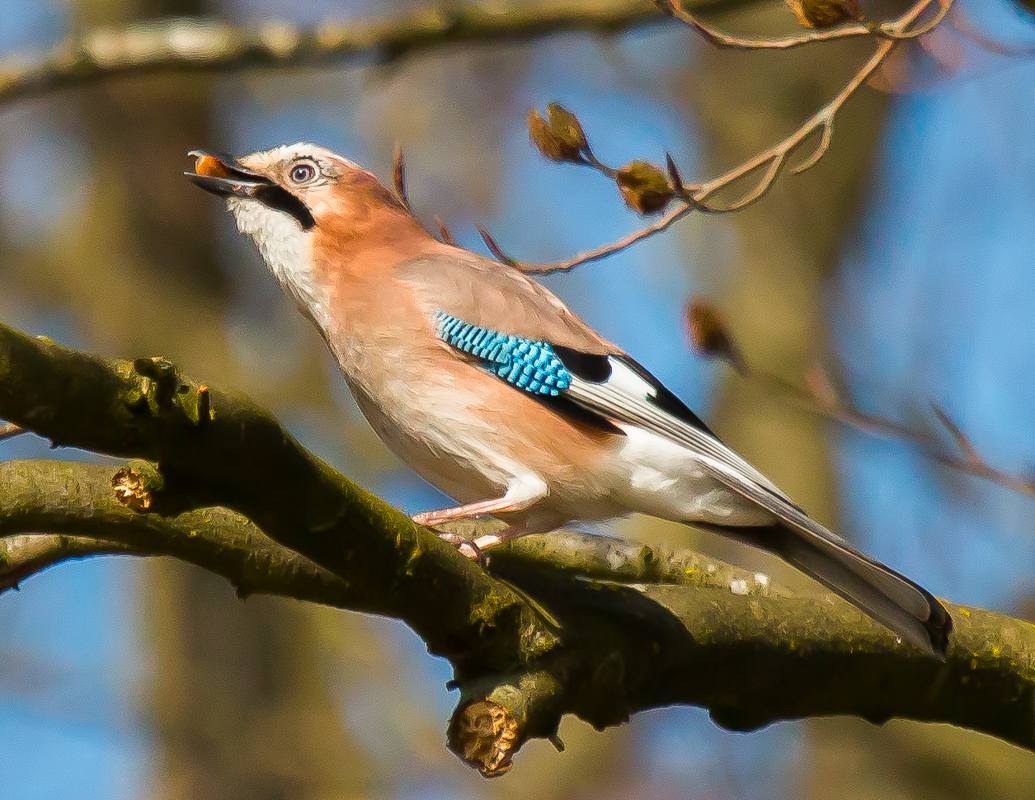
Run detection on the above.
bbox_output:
[412,476,547,561]
[412,495,535,527]
[413,497,530,561]
[466,524,533,552]
[411,474,546,527]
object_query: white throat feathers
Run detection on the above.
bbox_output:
[228,196,329,327]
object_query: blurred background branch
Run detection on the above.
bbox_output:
[686,299,1035,499]
[0,0,763,107]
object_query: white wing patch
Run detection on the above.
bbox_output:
[566,357,793,504]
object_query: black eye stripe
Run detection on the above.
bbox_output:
[254,185,316,231]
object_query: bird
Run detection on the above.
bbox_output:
[186,143,952,658]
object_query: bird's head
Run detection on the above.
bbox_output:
[186,143,421,325]
[186,142,409,236]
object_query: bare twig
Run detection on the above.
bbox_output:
[658,0,948,48]
[775,364,1035,498]
[519,202,695,274]
[688,301,1035,500]
[521,0,953,275]
[930,403,981,465]
[656,0,873,50]
[773,367,1035,497]
[477,225,520,267]
[393,142,411,211]
[436,217,456,246]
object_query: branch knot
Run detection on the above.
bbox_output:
[447,699,520,777]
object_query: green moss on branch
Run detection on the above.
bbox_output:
[0,322,559,672]
[4,324,1035,774]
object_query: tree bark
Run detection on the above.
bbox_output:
[2,328,1034,776]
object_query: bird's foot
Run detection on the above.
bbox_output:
[432,529,489,565]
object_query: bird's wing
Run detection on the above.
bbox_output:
[395,251,616,355]
[397,252,784,497]
[558,351,950,656]
[428,309,951,655]
[561,352,792,502]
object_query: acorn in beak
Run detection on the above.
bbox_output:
[185,150,315,230]
[185,150,274,198]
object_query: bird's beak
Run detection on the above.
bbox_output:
[185,149,316,230]
[185,150,274,198]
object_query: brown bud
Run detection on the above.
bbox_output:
[615,161,675,215]
[528,103,589,164]
[785,0,862,28]
[686,301,742,368]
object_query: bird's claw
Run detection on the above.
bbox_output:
[431,529,488,567]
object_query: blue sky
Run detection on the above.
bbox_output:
[1,0,1034,798]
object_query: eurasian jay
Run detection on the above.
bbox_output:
[186,143,952,657]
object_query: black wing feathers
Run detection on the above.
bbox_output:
[619,355,717,437]
[550,345,613,382]
[551,347,717,437]
[538,394,625,435]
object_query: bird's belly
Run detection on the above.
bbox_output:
[346,373,524,504]
[343,368,627,527]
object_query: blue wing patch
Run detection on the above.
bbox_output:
[434,311,572,396]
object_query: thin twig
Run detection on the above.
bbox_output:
[744,359,1035,499]
[930,403,980,463]
[692,0,951,210]
[791,117,834,175]
[436,217,456,245]
[686,300,1035,499]
[519,202,695,274]
[477,225,520,267]
[521,0,952,275]
[688,0,947,210]
[583,150,619,179]
[657,0,873,50]
[393,142,411,211]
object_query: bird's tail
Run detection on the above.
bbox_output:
[695,522,952,658]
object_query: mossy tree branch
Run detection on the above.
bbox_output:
[3,322,1035,776]
[0,323,560,677]
[0,460,353,603]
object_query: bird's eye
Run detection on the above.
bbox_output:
[288,160,317,185]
